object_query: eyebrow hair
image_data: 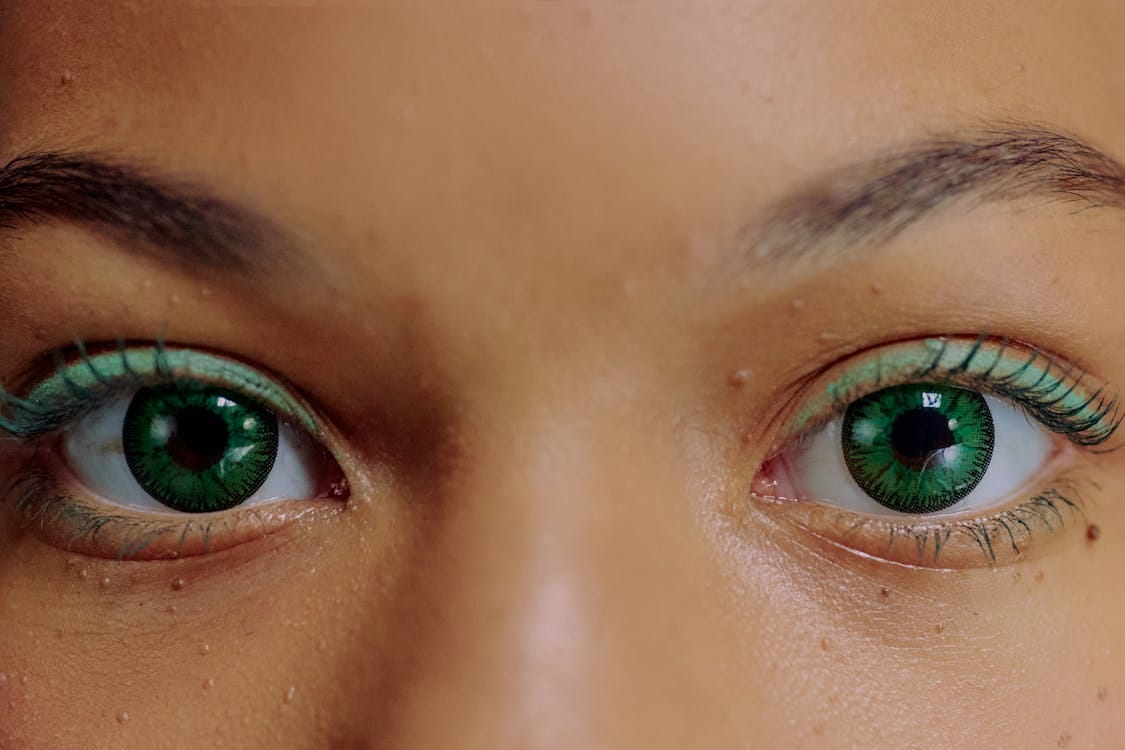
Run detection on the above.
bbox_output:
[1,126,1121,282]
[746,125,1125,265]
[0,151,293,274]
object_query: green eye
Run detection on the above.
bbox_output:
[122,384,280,514]
[841,384,996,514]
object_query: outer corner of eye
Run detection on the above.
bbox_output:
[749,382,1080,569]
[36,379,349,560]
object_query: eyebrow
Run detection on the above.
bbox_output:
[746,125,1125,266]
[1,126,1122,280]
[0,151,294,275]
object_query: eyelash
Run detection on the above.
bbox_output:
[760,335,1120,567]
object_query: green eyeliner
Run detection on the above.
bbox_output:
[0,345,318,439]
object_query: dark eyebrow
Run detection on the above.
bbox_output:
[0,151,295,275]
[746,125,1125,266]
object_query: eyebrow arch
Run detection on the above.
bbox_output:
[746,125,1125,266]
[0,151,295,275]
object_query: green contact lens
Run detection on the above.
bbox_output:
[122,384,279,513]
[841,384,995,514]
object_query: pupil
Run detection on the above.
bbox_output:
[164,406,230,471]
[889,407,955,469]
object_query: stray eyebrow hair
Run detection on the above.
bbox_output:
[747,125,1125,265]
[0,152,294,274]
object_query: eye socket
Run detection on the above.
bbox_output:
[750,337,1118,568]
[63,383,329,515]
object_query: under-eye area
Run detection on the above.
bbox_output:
[0,340,347,560]
[750,336,1120,568]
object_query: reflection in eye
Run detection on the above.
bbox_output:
[753,337,1120,568]
[0,342,346,560]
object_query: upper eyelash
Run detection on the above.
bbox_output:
[0,340,175,439]
[816,335,1122,448]
[0,339,317,441]
[922,337,1120,447]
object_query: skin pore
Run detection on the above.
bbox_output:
[2,2,1125,748]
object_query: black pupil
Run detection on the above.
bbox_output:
[890,407,955,469]
[165,407,230,471]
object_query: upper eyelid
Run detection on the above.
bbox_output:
[782,336,1122,448]
[0,342,319,440]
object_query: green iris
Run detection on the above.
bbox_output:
[122,384,279,513]
[841,383,995,514]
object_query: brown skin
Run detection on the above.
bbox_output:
[1,2,1125,748]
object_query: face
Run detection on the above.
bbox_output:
[2,2,1125,747]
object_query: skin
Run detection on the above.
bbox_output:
[1,2,1125,747]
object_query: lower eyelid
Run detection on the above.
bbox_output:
[6,455,344,561]
[750,457,1094,570]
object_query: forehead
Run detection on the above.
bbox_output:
[1,3,1122,292]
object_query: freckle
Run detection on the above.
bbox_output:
[284,686,297,704]
[790,298,806,312]
[819,637,832,652]
[199,644,210,656]
[728,369,753,388]
[1087,524,1101,542]
[117,711,130,724]
[171,578,187,591]
[1035,570,1045,583]
[935,623,944,634]
[879,587,892,599]
[1098,686,1109,701]
[1057,732,1071,747]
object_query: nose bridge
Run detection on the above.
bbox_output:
[382,388,725,749]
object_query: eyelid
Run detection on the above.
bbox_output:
[1,343,320,440]
[779,336,1121,451]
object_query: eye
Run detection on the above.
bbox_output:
[0,343,346,560]
[63,383,325,514]
[778,384,1051,518]
[751,337,1120,568]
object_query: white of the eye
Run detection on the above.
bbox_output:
[62,391,322,514]
[786,394,1053,517]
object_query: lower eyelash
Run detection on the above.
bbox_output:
[8,468,195,559]
[5,462,326,561]
[755,476,1093,569]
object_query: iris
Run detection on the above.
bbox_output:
[122,384,279,513]
[841,384,995,513]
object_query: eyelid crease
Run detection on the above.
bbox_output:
[785,336,1122,449]
[0,341,318,440]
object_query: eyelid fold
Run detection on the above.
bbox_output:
[0,344,319,440]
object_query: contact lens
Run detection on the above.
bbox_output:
[122,384,279,513]
[841,384,995,513]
